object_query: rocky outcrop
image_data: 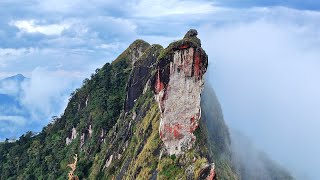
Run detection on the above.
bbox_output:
[80,124,93,149]
[66,127,77,145]
[125,44,163,112]
[153,29,208,155]
[104,155,113,169]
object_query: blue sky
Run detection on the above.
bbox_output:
[1,0,320,179]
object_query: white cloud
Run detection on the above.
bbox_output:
[132,0,218,17]
[0,48,35,63]
[35,0,117,14]
[0,48,35,70]
[96,42,125,50]
[0,47,114,79]
[0,78,21,95]
[11,20,70,35]
[199,12,320,179]
[0,48,33,57]
[36,0,84,13]
[139,34,179,47]
[20,67,77,120]
[0,116,26,127]
[85,16,137,39]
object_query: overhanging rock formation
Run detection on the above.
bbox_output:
[153,29,208,155]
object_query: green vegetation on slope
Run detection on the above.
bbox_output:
[0,40,150,180]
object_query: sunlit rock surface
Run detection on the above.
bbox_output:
[154,29,208,155]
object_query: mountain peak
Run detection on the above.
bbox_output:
[1,74,26,82]
[13,74,26,81]
[112,39,150,66]
[129,39,150,48]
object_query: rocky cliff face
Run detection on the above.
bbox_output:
[125,44,163,112]
[153,31,208,155]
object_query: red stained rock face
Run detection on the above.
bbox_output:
[154,43,207,155]
[179,44,190,49]
[160,123,184,140]
[194,49,201,79]
[155,68,164,94]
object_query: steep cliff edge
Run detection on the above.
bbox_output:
[0,30,293,180]
[153,30,208,155]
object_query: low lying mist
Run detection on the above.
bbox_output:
[200,20,320,179]
[202,83,293,179]
[230,129,294,180]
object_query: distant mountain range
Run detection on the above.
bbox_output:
[0,74,29,140]
[0,74,26,111]
[1,74,25,82]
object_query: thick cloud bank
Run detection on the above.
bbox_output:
[200,19,320,179]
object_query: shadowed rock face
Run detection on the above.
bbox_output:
[199,163,216,180]
[125,44,163,112]
[153,30,208,155]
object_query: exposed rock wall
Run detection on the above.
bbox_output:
[125,44,163,112]
[66,127,77,145]
[153,30,208,155]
